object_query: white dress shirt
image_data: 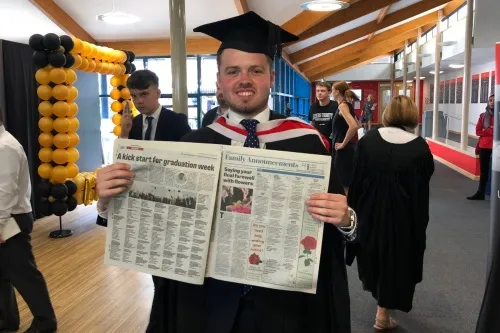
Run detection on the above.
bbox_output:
[0,125,32,229]
[227,108,270,149]
[141,105,162,140]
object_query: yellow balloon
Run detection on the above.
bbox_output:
[52,148,69,164]
[38,117,54,133]
[111,101,123,113]
[94,60,103,73]
[81,42,91,57]
[65,69,77,85]
[119,64,126,75]
[120,74,129,87]
[37,85,52,100]
[49,68,66,84]
[110,88,121,100]
[110,76,121,87]
[68,132,80,147]
[71,37,83,54]
[52,101,69,118]
[38,101,53,117]
[52,85,69,101]
[67,86,78,102]
[53,133,70,149]
[67,148,80,163]
[72,54,83,69]
[86,59,96,72]
[68,117,79,132]
[53,117,70,133]
[106,62,115,75]
[38,132,54,147]
[66,163,79,178]
[35,68,51,85]
[38,163,53,179]
[68,102,78,117]
[112,113,121,125]
[113,125,121,136]
[38,147,53,163]
[120,88,131,100]
[51,165,68,184]
[79,57,89,71]
[74,175,85,192]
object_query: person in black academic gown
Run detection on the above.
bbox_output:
[96,69,191,332]
[346,96,434,330]
[95,11,357,333]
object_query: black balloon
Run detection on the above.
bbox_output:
[67,197,78,212]
[130,63,136,73]
[29,34,45,51]
[43,33,61,51]
[124,61,132,74]
[38,180,52,197]
[51,183,68,200]
[33,51,49,68]
[65,180,77,196]
[39,200,52,217]
[64,53,75,68]
[128,51,136,62]
[60,35,74,52]
[48,51,66,68]
[52,201,68,217]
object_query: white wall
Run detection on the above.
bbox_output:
[423,60,495,136]
[324,63,391,81]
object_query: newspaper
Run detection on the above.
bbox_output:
[104,139,331,294]
[104,139,222,285]
[205,146,331,294]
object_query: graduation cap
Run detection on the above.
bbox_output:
[193,11,299,59]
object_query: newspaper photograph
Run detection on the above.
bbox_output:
[104,139,222,285]
[206,146,331,294]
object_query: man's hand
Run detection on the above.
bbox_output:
[120,103,133,138]
[334,142,345,151]
[306,193,349,227]
[96,163,135,203]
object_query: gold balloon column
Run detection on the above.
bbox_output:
[110,73,140,137]
[29,33,137,237]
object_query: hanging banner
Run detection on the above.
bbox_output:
[444,80,450,104]
[456,77,463,103]
[472,74,480,103]
[480,72,490,103]
[450,78,456,104]
[491,71,496,96]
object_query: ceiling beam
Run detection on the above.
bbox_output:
[318,55,393,81]
[29,0,96,43]
[299,12,437,73]
[100,38,221,57]
[294,0,398,43]
[281,0,358,36]
[233,0,249,15]
[310,42,406,81]
[305,30,416,77]
[289,0,450,64]
[443,0,466,16]
[368,5,392,41]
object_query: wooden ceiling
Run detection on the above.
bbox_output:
[29,0,466,81]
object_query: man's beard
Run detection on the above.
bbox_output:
[226,97,269,116]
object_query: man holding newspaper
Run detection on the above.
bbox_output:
[96,11,357,333]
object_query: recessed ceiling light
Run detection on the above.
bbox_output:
[416,76,426,80]
[300,0,350,11]
[449,64,464,69]
[406,80,413,83]
[439,41,457,46]
[429,70,444,74]
[97,12,140,25]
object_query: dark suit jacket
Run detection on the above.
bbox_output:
[201,106,220,128]
[129,107,191,141]
[151,111,351,333]
[96,107,191,227]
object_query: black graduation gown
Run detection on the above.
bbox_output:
[151,112,352,333]
[201,106,219,128]
[346,129,435,312]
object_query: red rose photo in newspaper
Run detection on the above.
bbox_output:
[299,236,317,267]
[249,253,262,265]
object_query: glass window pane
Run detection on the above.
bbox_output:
[133,59,145,71]
[160,98,173,107]
[448,13,457,27]
[147,58,172,94]
[188,106,198,129]
[201,95,218,123]
[187,57,198,94]
[200,56,218,94]
[458,5,467,20]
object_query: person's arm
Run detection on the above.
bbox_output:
[337,103,359,149]
[0,147,21,238]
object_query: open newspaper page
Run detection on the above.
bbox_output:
[206,146,331,294]
[104,139,222,285]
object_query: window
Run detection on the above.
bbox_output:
[458,5,467,20]
[200,56,218,94]
[448,12,457,27]
[147,58,172,94]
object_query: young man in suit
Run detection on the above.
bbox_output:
[97,69,191,332]
[0,108,57,333]
[95,12,356,333]
[201,85,229,127]
[119,69,191,141]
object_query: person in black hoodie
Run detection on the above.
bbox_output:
[308,82,338,141]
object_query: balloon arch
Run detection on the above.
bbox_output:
[28,33,138,237]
